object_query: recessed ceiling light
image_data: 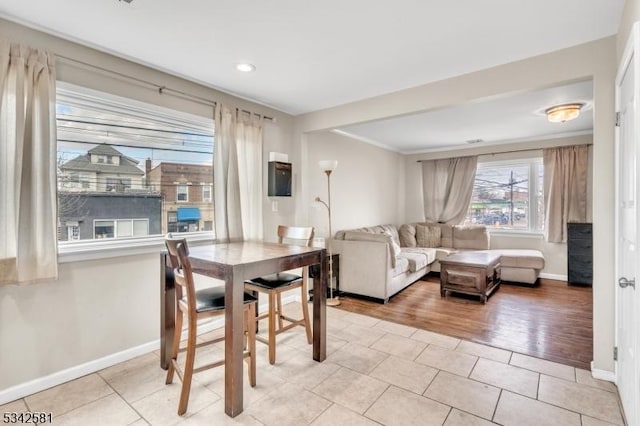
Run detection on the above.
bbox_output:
[236,63,256,73]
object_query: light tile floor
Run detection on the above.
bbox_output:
[1,303,627,425]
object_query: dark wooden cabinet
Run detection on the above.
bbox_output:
[567,222,593,286]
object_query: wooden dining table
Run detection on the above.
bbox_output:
[159,241,327,417]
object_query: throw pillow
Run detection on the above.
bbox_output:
[398,224,417,247]
[416,224,441,248]
[382,231,402,258]
[343,230,398,267]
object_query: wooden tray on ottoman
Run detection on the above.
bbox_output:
[440,251,501,304]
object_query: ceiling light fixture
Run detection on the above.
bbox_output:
[236,63,256,73]
[545,103,584,123]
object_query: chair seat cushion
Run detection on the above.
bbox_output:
[188,287,257,313]
[247,272,302,289]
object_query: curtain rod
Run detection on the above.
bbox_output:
[56,54,274,121]
[415,143,592,162]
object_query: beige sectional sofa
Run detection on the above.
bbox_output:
[332,222,545,303]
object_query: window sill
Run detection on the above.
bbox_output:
[58,232,215,263]
[488,229,544,239]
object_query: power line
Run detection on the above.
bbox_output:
[57,139,213,155]
[57,117,213,138]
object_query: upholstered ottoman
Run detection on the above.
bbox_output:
[491,249,545,285]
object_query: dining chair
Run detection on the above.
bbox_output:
[245,225,314,364]
[164,235,257,415]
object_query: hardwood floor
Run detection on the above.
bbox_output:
[336,274,593,369]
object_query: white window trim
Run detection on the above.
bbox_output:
[488,229,544,238]
[202,184,212,202]
[55,82,216,260]
[176,184,189,202]
[58,231,215,263]
[93,218,150,239]
[471,157,543,234]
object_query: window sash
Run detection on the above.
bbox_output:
[56,83,214,247]
[466,158,544,232]
[177,185,189,202]
[202,185,212,202]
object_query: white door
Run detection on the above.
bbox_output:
[615,22,640,426]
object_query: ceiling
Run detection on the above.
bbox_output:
[0,0,623,152]
[336,80,594,153]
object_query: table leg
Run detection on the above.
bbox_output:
[313,251,327,362]
[160,253,175,370]
[224,269,245,417]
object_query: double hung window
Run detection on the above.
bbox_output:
[56,83,214,244]
[463,158,544,232]
[176,185,189,202]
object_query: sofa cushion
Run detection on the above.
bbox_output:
[452,225,489,249]
[492,249,545,269]
[430,223,454,248]
[343,231,399,267]
[336,224,400,245]
[391,256,410,277]
[381,225,401,245]
[400,247,436,272]
[501,267,539,284]
[399,224,417,247]
[435,247,458,261]
[383,231,402,258]
[416,224,442,247]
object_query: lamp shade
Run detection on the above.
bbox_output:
[545,103,583,123]
[318,160,338,172]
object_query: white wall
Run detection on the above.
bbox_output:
[0,14,627,399]
[0,19,297,399]
[619,0,640,61]
[262,121,298,242]
[297,38,617,372]
[304,131,405,238]
[402,134,593,278]
[0,254,159,392]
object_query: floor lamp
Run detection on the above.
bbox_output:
[316,160,340,307]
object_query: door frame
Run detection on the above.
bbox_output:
[614,20,640,426]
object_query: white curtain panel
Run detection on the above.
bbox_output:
[543,145,588,243]
[236,113,264,241]
[213,104,243,242]
[421,156,478,224]
[0,39,58,285]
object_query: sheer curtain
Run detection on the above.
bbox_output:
[543,145,588,243]
[236,113,264,241]
[213,105,264,242]
[0,39,58,285]
[421,156,478,224]
[213,104,243,242]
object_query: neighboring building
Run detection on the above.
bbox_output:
[58,144,162,241]
[146,162,214,233]
[59,144,145,192]
[59,192,162,241]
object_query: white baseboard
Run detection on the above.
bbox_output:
[539,272,568,281]
[590,361,616,382]
[0,340,159,405]
[0,294,300,405]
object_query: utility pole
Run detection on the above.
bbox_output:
[510,170,514,225]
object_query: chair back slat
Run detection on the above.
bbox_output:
[165,235,196,310]
[277,225,314,247]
